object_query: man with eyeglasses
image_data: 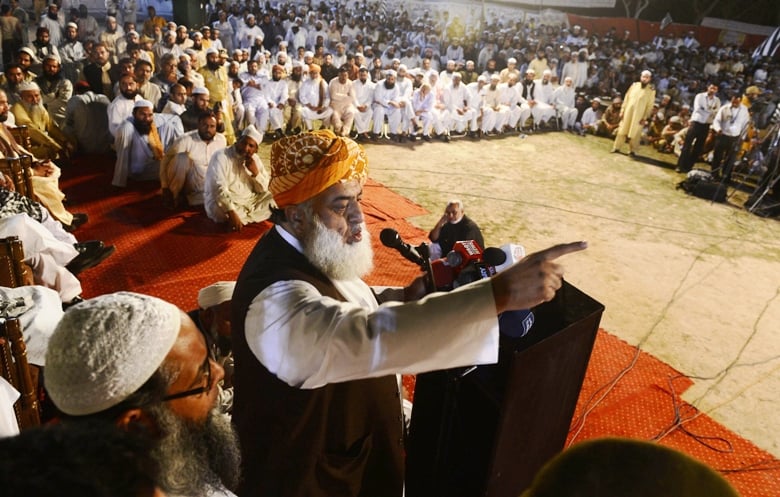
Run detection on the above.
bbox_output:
[45,291,241,497]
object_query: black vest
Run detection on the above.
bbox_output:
[232,227,404,497]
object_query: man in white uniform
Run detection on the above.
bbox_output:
[160,110,226,208]
[352,65,375,141]
[107,73,140,137]
[262,64,289,140]
[230,129,586,496]
[204,125,275,232]
[238,58,269,138]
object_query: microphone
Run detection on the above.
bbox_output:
[379,228,425,267]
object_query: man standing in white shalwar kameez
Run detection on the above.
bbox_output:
[204,125,274,232]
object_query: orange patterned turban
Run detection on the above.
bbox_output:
[269,129,368,207]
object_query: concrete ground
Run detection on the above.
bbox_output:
[358,130,780,458]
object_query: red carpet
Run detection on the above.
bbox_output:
[61,155,779,496]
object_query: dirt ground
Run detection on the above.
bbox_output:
[358,131,780,458]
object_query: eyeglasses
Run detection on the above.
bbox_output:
[162,331,216,402]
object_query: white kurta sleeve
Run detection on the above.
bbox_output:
[244,277,500,389]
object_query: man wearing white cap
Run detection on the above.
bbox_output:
[534,69,557,127]
[237,13,263,50]
[113,98,183,187]
[59,22,86,82]
[204,124,274,231]
[298,63,332,132]
[612,70,656,156]
[371,68,402,139]
[552,76,578,131]
[161,109,226,208]
[44,291,241,497]
[499,57,520,84]
[11,80,73,161]
[481,73,507,135]
[352,65,375,141]
[98,16,123,65]
[194,281,237,406]
[445,72,478,137]
[39,4,62,47]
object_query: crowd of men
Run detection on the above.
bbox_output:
[0,1,775,303]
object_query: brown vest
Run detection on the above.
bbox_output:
[232,227,404,497]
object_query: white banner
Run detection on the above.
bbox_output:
[701,17,777,36]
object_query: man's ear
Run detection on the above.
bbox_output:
[116,408,160,437]
[284,204,305,235]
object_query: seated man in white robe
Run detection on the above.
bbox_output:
[107,73,141,137]
[204,125,274,232]
[160,109,226,209]
[297,63,332,132]
[113,99,183,187]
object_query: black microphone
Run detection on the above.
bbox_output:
[379,228,425,267]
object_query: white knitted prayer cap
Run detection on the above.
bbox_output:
[241,124,263,145]
[197,281,236,309]
[44,292,181,416]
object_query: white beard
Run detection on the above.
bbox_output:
[302,216,374,281]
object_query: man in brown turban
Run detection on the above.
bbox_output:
[231,129,587,497]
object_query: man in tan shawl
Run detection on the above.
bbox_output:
[612,70,656,156]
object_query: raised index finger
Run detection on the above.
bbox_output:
[533,241,588,262]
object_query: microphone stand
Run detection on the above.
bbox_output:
[415,242,437,294]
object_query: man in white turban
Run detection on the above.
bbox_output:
[45,291,241,497]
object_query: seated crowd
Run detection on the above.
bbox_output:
[0,0,776,306]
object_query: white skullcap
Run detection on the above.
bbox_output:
[488,74,499,81]
[304,51,314,58]
[44,292,181,416]
[543,69,552,76]
[197,281,236,309]
[133,99,153,109]
[241,124,263,144]
[526,68,536,74]
[192,31,203,39]
[398,64,407,72]
[127,30,139,37]
[385,69,397,77]
[18,46,35,57]
[206,47,219,55]
[18,81,40,92]
[292,60,303,68]
[192,86,209,96]
[66,22,78,29]
[452,71,462,79]
[106,15,116,22]
[641,70,652,77]
[507,57,517,64]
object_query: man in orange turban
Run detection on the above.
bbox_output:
[231,130,587,497]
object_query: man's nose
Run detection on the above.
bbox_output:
[347,201,364,225]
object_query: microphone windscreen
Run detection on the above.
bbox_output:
[379,228,400,248]
[482,247,507,266]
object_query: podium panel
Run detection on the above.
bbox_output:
[406,281,604,497]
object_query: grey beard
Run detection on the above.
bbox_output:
[301,212,374,281]
[146,404,241,496]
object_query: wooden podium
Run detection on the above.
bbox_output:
[406,281,604,497]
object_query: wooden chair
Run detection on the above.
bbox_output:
[0,236,34,289]
[0,155,35,199]
[0,317,41,430]
[8,125,33,151]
